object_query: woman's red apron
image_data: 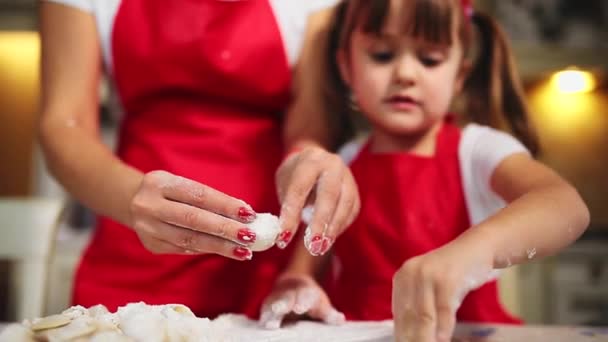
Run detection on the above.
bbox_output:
[73,0,292,318]
[328,123,522,324]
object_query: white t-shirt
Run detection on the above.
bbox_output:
[43,0,339,72]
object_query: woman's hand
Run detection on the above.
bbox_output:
[392,238,497,342]
[259,273,345,329]
[275,145,360,255]
[129,170,260,260]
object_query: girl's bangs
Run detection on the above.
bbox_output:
[347,0,461,46]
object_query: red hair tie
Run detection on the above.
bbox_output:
[461,0,474,19]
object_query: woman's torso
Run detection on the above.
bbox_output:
[66,0,337,318]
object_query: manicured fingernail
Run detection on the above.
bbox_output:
[237,228,256,244]
[276,230,293,249]
[233,246,252,260]
[238,207,256,222]
[308,235,324,256]
[319,236,333,255]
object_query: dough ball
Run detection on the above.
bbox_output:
[246,213,281,252]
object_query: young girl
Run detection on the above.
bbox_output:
[260,0,589,340]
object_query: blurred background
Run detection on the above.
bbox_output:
[0,0,607,326]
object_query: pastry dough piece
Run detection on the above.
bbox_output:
[246,213,281,252]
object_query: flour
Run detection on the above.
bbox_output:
[246,213,281,251]
[0,303,219,342]
[0,302,393,342]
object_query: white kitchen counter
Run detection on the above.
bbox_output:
[1,319,607,341]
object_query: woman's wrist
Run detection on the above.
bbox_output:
[284,140,323,158]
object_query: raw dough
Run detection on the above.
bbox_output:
[0,302,394,342]
[246,213,281,252]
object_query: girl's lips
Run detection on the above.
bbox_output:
[385,95,420,111]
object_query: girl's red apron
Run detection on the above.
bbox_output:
[327,123,522,324]
[73,0,292,318]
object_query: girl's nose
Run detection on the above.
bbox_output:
[394,54,418,86]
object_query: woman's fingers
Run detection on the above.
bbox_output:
[139,236,197,255]
[306,295,345,326]
[156,172,257,223]
[306,165,343,255]
[326,177,359,243]
[135,218,253,260]
[277,161,320,247]
[153,199,258,246]
[293,287,319,315]
[275,147,361,253]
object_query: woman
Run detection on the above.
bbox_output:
[38,0,358,319]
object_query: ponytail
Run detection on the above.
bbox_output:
[464,12,540,155]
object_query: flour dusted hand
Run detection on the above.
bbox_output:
[129,171,260,260]
[392,237,497,342]
[260,273,345,330]
[275,145,360,255]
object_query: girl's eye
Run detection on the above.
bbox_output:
[369,50,395,63]
[418,54,443,67]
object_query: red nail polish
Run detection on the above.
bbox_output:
[237,228,256,244]
[233,246,252,260]
[320,237,333,255]
[238,207,256,222]
[308,235,324,255]
[309,240,324,256]
[276,230,293,249]
[278,230,293,243]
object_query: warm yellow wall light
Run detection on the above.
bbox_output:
[551,68,597,94]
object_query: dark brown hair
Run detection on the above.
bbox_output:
[325,0,539,155]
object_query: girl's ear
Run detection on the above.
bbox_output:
[454,59,472,95]
[336,49,352,86]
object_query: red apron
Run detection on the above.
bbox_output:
[328,123,522,324]
[73,0,292,318]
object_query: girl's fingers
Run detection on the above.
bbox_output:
[392,271,414,342]
[153,199,257,246]
[412,278,438,342]
[435,281,458,342]
[141,219,252,260]
[152,171,257,223]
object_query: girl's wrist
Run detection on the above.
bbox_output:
[452,224,499,268]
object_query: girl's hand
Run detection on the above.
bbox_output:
[259,273,345,329]
[129,170,260,260]
[392,239,497,342]
[276,145,360,255]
